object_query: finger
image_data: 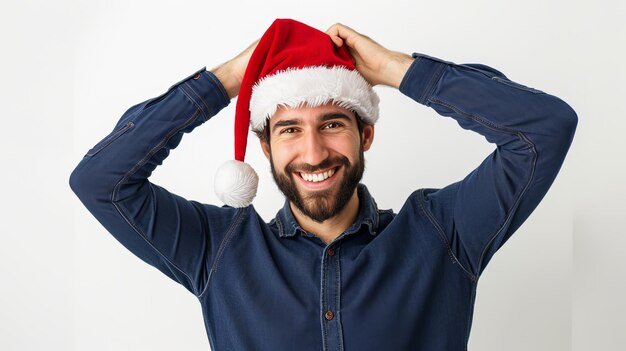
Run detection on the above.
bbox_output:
[325,25,343,47]
[330,23,358,38]
[326,23,361,48]
[329,35,343,47]
[325,23,339,35]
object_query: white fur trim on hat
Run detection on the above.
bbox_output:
[249,66,379,131]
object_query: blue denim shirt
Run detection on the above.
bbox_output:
[70,53,577,350]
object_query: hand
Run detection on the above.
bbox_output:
[326,23,414,88]
[211,39,259,99]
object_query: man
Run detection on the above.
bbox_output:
[70,19,577,350]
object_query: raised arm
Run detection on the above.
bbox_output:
[69,42,257,295]
[328,24,577,279]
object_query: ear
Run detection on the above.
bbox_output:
[260,139,271,160]
[361,124,375,151]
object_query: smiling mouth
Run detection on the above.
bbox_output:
[297,167,337,183]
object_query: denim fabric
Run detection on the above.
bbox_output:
[70,53,577,350]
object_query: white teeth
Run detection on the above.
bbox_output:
[300,169,335,182]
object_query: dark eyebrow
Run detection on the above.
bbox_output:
[272,119,301,134]
[321,112,352,122]
[271,112,353,134]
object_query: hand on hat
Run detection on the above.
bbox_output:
[326,23,414,89]
[211,39,260,99]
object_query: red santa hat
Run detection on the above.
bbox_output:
[214,18,380,207]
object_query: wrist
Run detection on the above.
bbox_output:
[210,62,242,99]
[383,52,414,88]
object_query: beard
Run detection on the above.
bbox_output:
[270,149,365,223]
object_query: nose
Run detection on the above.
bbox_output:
[300,129,330,166]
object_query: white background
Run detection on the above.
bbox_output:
[1,0,623,350]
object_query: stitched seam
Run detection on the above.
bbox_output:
[458,64,499,79]
[320,252,328,351]
[335,247,344,351]
[179,84,208,121]
[111,200,202,288]
[430,98,523,134]
[420,63,447,104]
[416,190,477,282]
[86,121,134,157]
[276,215,285,237]
[181,81,211,120]
[198,206,247,298]
[428,97,537,278]
[111,109,203,295]
[492,76,545,94]
[476,131,537,275]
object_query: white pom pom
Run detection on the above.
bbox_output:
[214,160,259,208]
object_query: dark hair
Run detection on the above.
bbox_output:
[254,124,271,143]
[255,111,368,143]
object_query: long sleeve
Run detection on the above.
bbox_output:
[399,53,577,279]
[69,68,242,296]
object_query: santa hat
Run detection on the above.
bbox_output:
[214,18,380,208]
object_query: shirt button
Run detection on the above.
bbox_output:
[327,249,335,256]
[192,73,201,80]
[324,310,334,321]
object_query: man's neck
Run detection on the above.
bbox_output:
[290,190,360,245]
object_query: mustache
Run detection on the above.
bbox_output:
[285,156,350,174]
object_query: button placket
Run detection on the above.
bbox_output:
[320,245,343,351]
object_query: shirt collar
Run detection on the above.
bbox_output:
[275,184,380,238]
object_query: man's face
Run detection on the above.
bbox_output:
[260,103,374,223]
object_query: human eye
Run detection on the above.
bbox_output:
[280,127,298,134]
[323,121,343,130]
